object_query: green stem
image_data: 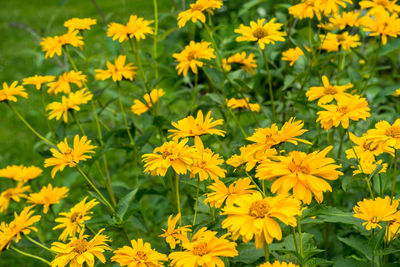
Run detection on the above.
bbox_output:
[228,108,247,138]
[130,38,149,93]
[117,82,135,146]
[298,217,303,258]
[192,73,198,112]
[261,48,276,122]
[193,177,200,226]
[337,127,345,159]
[204,23,223,71]
[372,229,375,267]
[153,0,159,79]
[391,149,398,201]
[10,246,51,265]
[174,172,182,226]
[264,242,269,262]
[245,171,265,196]
[7,102,56,147]
[25,235,54,254]
[291,227,299,255]
[40,88,54,134]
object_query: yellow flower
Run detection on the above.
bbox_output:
[107,22,130,42]
[353,196,398,230]
[235,18,286,50]
[222,52,258,73]
[142,139,196,176]
[47,70,87,95]
[0,81,28,102]
[321,32,361,52]
[95,55,136,82]
[41,30,84,59]
[131,88,165,116]
[352,158,387,176]
[0,206,41,251]
[27,184,69,214]
[306,75,353,105]
[256,147,342,204]
[204,178,257,208]
[44,135,96,178]
[289,0,320,20]
[107,15,153,42]
[160,213,191,249]
[394,88,400,96]
[0,183,30,213]
[315,0,353,17]
[360,11,400,45]
[258,261,300,267]
[227,144,277,172]
[0,165,42,183]
[47,89,93,123]
[190,137,226,181]
[64,17,97,31]
[168,110,225,141]
[53,197,98,241]
[173,41,215,77]
[22,75,55,90]
[51,229,111,267]
[222,192,301,248]
[328,11,362,30]
[226,97,260,112]
[177,0,223,28]
[345,132,393,162]
[365,119,400,149]
[387,211,400,241]
[247,118,311,154]
[169,227,238,267]
[317,95,371,130]
[360,0,400,15]
[282,47,304,66]
[112,238,167,267]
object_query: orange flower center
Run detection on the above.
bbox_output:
[371,216,380,224]
[193,242,208,256]
[376,0,389,6]
[187,51,197,61]
[249,200,270,218]
[63,148,75,164]
[191,3,204,11]
[336,34,346,43]
[362,141,378,151]
[136,251,148,261]
[70,212,83,223]
[253,27,268,39]
[162,150,173,159]
[71,239,89,254]
[323,85,338,95]
[288,161,310,175]
[385,125,400,138]
[337,105,349,114]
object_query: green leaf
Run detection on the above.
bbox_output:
[116,188,139,220]
[337,236,372,261]
[231,243,264,264]
[333,258,366,267]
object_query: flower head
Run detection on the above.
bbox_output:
[306,75,353,105]
[23,75,55,90]
[256,146,343,204]
[0,183,30,213]
[223,52,258,73]
[107,15,153,42]
[226,97,260,112]
[365,119,400,149]
[317,95,371,130]
[160,213,191,249]
[169,227,238,266]
[53,197,98,241]
[131,89,165,116]
[47,70,87,95]
[64,17,97,31]
[360,0,400,15]
[27,184,69,214]
[95,55,136,82]
[282,47,304,66]
[168,110,225,141]
[177,0,223,28]
[51,229,111,267]
[360,11,400,45]
[258,261,300,267]
[112,238,167,267]
[227,145,277,172]
[289,0,320,20]
[41,30,83,59]
[353,196,398,230]
[345,132,393,161]
[0,81,28,102]
[0,165,42,183]
[235,18,286,50]
[222,192,302,248]
[173,41,215,77]
[320,32,361,52]
[44,135,96,178]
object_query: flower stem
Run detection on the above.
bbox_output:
[204,23,222,71]
[25,235,54,254]
[264,242,269,262]
[298,217,303,258]
[245,171,265,196]
[130,38,149,93]
[193,177,200,226]
[174,172,182,226]
[10,246,51,265]
[192,73,199,113]
[228,108,247,138]
[261,48,276,122]
[291,227,299,255]
[7,102,56,147]
[153,0,159,79]
[117,82,135,146]
[391,149,398,201]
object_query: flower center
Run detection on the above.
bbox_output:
[385,125,400,138]
[376,0,389,6]
[249,200,270,218]
[70,212,83,223]
[71,239,89,254]
[362,141,377,151]
[191,3,204,11]
[336,34,346,43]
[323,85,338,95]
[337,106,349,114]
[187,51,197,61]
[253,27,268,39]
[288,161,310,175]
[162,150,173,159]
[136,251,148,261]
[371,216,380,224]
[193,242,208,256]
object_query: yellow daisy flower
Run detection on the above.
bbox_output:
[64,17,97,31]
[44,135,96,178]
[256,146,343,204]
[107,15,153,43]
[22,75,55,90]
[131,88,165,116]
[365,119,400,149]
[47,70,87,95]
[387,211,400,241]
[177,0,223,28]
[27,184,69,214]
[204,178,257,208]
[107,22,130,42]
[352,158,387,176]
[222,192,301,248]
[0,81,28,102]
[320,32,361,52]
[316,95,371,130]
[235,18,286,50]
[258,261,300,267]
[95,55,136,82]
[169,227,238,266]
[328,11,362,30]
[394,88,400,96]
[112,238,168,267]
[0,183,31,213]
[142,139,197,176]
[222,52,258,73]
[173,41,215,77]
[360,11,400,45]
[160,213,191,249]
[282,47,304,66]
[51,229,111,267]
[306,75,353,105]
[53,197,98,241]
[359,0,400,15]
[40,30,84,59]
[226,97,260,112]
[345,132,393,162]
[353,196,398,230]
[315,0,353,17]
[289,0,320,20]
[0,165,42,183]
[227,144,277,172]
[168,110,225,141]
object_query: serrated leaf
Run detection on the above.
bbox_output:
[116,188,139,220]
